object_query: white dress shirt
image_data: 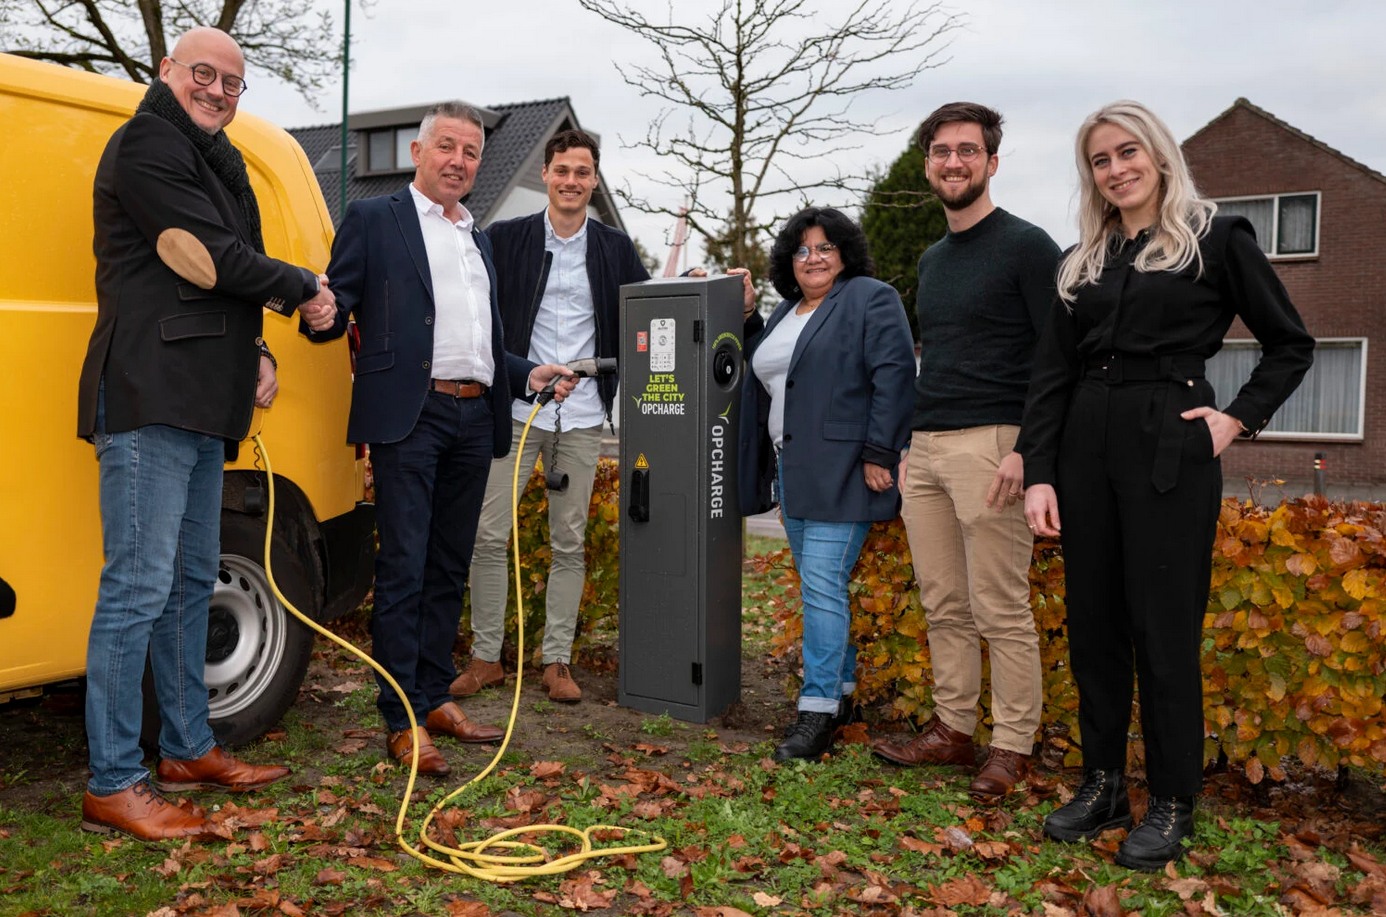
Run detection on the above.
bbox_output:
[409,183,494,385]
[512,210,604,431]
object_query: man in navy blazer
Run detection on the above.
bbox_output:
[301,101,574,775]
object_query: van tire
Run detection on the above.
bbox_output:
[140,511,318,750]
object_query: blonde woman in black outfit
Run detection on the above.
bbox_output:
[1017,100,1313,870]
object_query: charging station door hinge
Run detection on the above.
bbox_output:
[691,662,703,685]
[693,320,703,343]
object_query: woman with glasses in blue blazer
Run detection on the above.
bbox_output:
[739,206,916,762]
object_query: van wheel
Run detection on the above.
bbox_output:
[140,513,318,749]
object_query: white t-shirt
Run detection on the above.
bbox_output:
[751,305,814,448]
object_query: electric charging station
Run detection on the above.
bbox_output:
[618,276,745,723]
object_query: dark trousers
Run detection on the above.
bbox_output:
[370,391,494,732]
[1056,378,1221,796]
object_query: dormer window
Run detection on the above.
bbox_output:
[363,126,418,174]
[1214,192,1319,258]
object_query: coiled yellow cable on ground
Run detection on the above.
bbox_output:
[252,397,665,883]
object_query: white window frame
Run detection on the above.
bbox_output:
[1216,336,1366,442]
[1213,191,1321,259]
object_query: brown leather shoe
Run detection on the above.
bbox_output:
[969,746,1029,799]
[386,726,450,777]
[449,657,505,697]
[81,781,215,842]
[871,717,977,767]
[425,701,504,744]
[542,662,582,703]
[155,746,291,793]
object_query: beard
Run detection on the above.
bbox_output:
[929,171,987,211]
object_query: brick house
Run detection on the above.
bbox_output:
[1183,98,1385,501]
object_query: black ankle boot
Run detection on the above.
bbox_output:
[1043,768,1132,841]
[773,711,836,762]
[1115,795,1195,871]
[833,698,861,731]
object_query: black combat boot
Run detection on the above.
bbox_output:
[1115,795,1195,871]
[773,711,836,762]
[1042,768,1132,841]
[783,698,857,739]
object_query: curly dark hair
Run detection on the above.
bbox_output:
[767,207,875,300]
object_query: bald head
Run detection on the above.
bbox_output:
[160,28,245,134]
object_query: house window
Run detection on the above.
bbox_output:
[1214,192,1319,258]
[1208,338,1366,440]
[364,127,419,173]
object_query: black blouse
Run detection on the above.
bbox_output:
[1018,215,1315,488]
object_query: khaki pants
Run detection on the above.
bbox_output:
[901,425,1042,754]
[468,420,603,665]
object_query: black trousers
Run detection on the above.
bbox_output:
[1056,378,1221,796]
[369,391,494,732]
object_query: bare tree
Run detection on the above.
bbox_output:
[579,0,962,269]
[0,0,340,103]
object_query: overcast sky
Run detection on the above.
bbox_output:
[245,0,1386,260]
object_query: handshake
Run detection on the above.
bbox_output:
[299,273,337,332]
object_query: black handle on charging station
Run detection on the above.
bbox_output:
[628,468,649,523]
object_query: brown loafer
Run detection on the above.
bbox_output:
[425,701,504,744]
[969,746,1029,799]
[386,726,450,776]
[449,658,505,697]
[871,717,977,767]
[541,662,582,703]
[155,746,291,793]
[81,780,216,842]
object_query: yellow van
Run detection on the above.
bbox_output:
[0,54,373,744]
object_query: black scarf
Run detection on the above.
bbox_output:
[136,78,264,254]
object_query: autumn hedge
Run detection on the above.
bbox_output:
[475,459,1385,780]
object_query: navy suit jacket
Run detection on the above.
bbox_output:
[302,186,535,453]
[738,275,916,522]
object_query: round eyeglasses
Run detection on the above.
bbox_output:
[170,58,247,97]
[927,144,985,163]
[793,242,838,262]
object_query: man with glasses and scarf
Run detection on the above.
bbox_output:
[76,27,335,841]
[871,102,1059,800]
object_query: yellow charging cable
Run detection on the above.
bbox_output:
[251,397,665,882]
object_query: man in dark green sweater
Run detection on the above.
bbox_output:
[872,103,1060,800]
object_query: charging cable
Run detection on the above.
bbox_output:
[249,356,664,881]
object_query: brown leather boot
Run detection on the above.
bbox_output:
[449,658,505,697]
[871,717,977,767]
[425,701,504,744]
[386,726,450,777]
[81,780,216,842]
[155,746,291,793]
[542,662,582,703]
[969,746,1029,799]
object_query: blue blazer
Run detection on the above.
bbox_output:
[738,275,916,522]
[302,186,535,453]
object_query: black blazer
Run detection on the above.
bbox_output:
[484,211,650,423]
[78,112,318,440]
[302,186,534,453]
[738,275,916,522]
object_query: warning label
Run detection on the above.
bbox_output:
[635,453,650,469]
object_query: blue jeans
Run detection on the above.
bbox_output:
[370,392,493,732]
[780,458,870,714]
[86,388,220,795]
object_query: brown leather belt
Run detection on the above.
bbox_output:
[430,379,487,398]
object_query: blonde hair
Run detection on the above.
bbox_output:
[1057,100,1216,304]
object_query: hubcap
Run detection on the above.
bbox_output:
[205,554,288,720]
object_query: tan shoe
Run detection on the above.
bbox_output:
[425,701,504,744]
[449,657,505,697]
[385,726,450,777]
[81,781,216,842]
[871,718,977,767]
[969,746,1029,799]
[155,746,291,793]
[542,662,582,703]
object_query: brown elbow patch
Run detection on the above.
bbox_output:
[156,228,217,289]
